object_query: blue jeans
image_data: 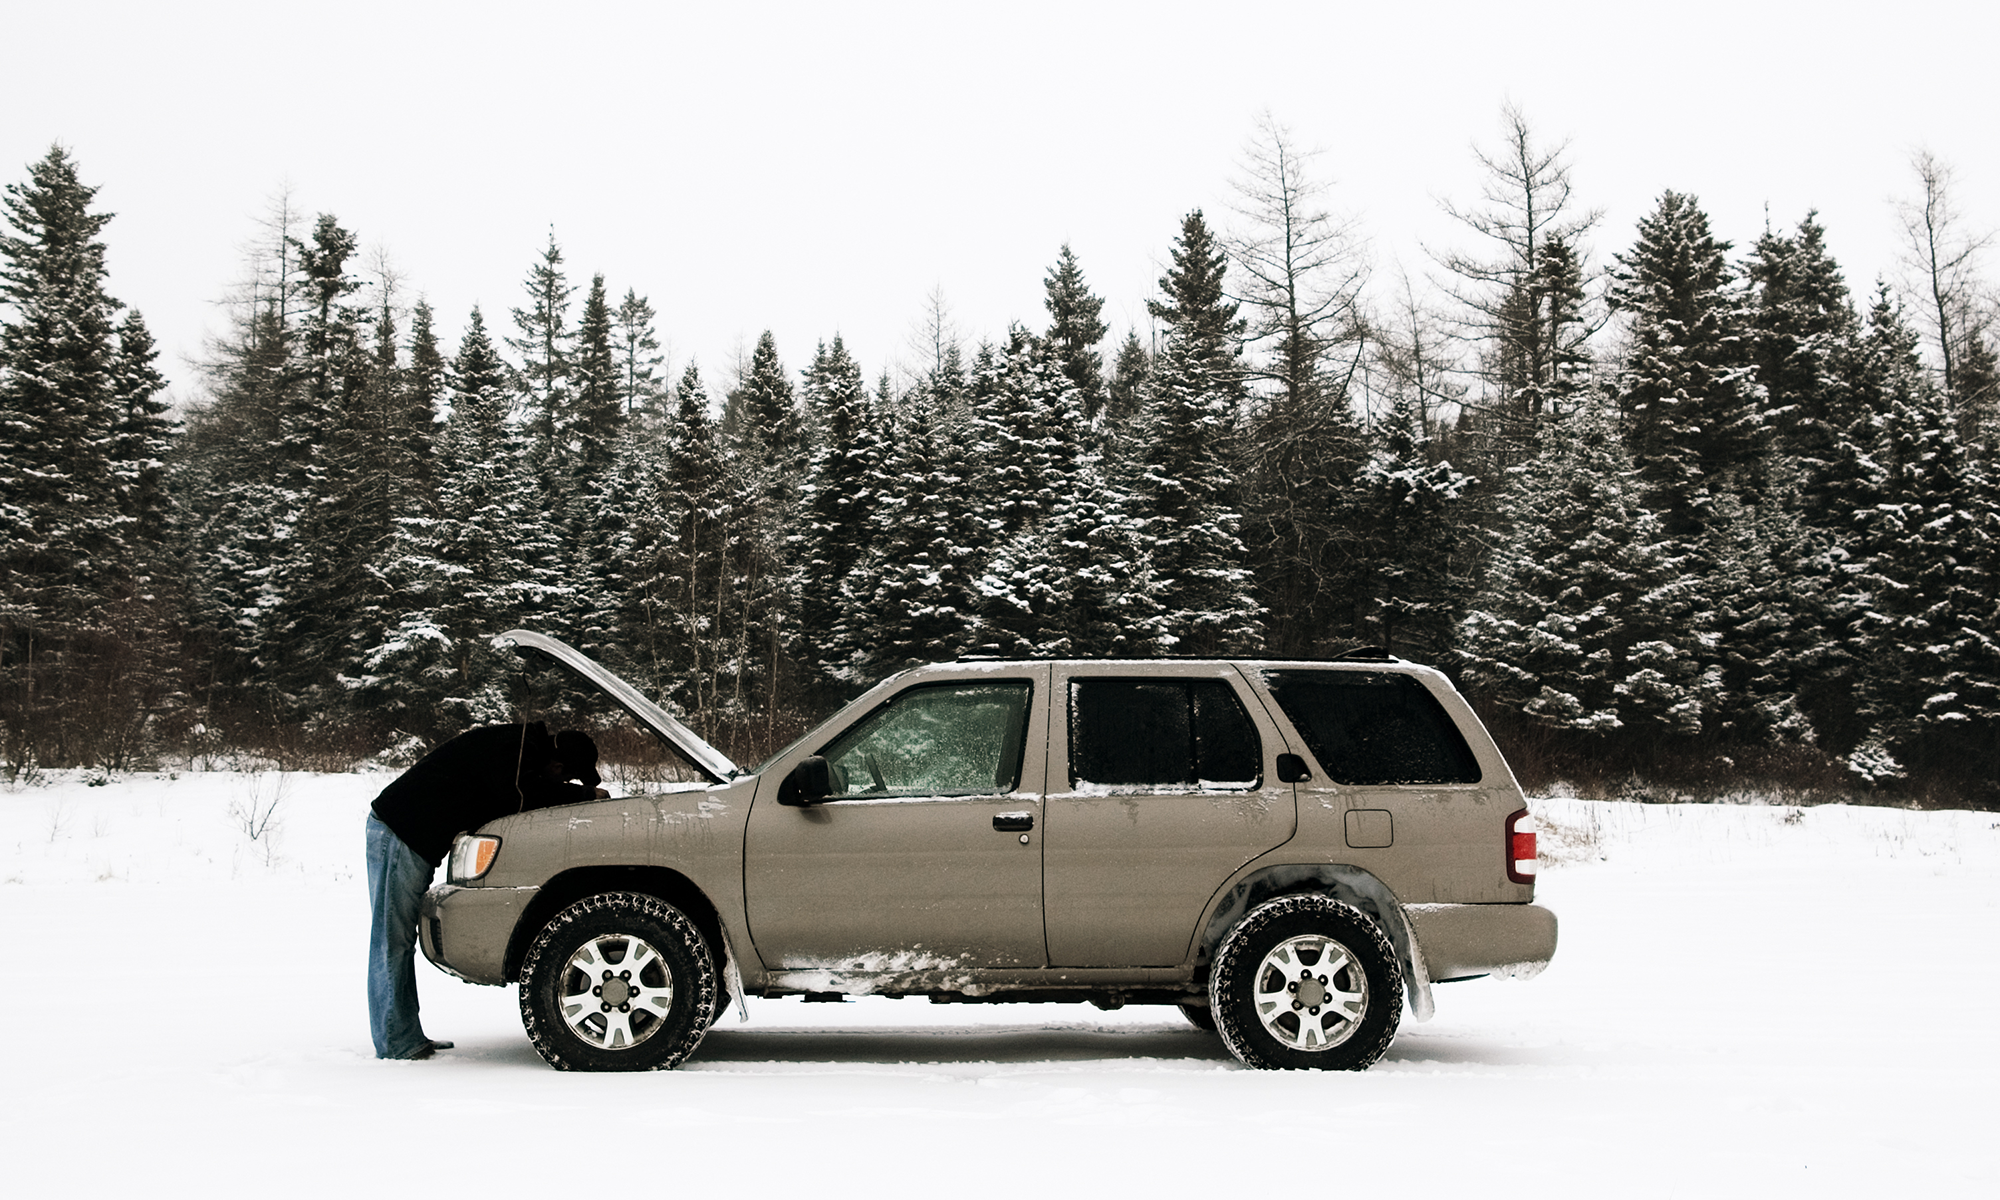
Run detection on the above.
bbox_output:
[366,813,436,1058]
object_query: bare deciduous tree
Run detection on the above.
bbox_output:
[1895,149,1996,435]
[1225,110,1368,416]
[1433,104,1601,444]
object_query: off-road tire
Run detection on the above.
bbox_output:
[1210,895,1401,1071]
[519,891,717,1072]
[1177,1002,1218,1033]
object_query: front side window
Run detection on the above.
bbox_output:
[820,682,1032,798]
[1262,670,1481,785]
[1069,677,1261,789]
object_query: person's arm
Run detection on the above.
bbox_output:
[516,775,597,811]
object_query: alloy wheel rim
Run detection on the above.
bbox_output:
[558,934,675,1050]
[1250,933,1367,1051]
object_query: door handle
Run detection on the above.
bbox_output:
[992,811,1034,832]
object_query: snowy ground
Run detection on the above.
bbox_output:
[3,770,1994,1198]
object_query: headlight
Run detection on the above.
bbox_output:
[448,834,501,882]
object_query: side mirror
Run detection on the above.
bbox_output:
[782,755,834,806]
[1276,753,1312,784]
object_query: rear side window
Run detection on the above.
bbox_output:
[1262,670,1481,785]
[1069,678,1261,788]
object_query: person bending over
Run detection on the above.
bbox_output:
[365,722,607,1059]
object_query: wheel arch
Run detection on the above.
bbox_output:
[1197,864,1435,1022]
[506,866,730,993]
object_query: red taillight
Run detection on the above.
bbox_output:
[1505,808,1538,885]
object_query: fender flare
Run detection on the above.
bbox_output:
[1197,864,1435,1022]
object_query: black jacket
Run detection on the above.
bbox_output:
[370,722,597,867]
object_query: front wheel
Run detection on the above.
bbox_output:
[1209,895,1402,1070]
[519,892,717,1071]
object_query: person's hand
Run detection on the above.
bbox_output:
[593,787,610,799]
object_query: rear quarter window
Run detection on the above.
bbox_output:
[1262,670,1481,785]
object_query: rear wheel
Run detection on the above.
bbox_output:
[1209,895,1401,1070]
[519,892,716,1071]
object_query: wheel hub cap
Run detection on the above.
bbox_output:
[558,935,673,1050]
[1251,934,1367,1052]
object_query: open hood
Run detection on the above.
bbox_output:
[493,629,739,784]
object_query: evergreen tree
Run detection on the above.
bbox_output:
[831,388,986,679]
[362,308,568,735]
[1130,212,1261,654]
[1459,399,1718,741]
[1746,213,1864,509]
[965,327,1101,655]
[507,231,575,502]
[720,331,803,723]
[108,310,174,567]
[1842,297,2000,792]
[1608,191,1769,537]
[570,274,623,480]
[642,364,733,719]
[401,300,445,499]
[1104,330,1151,427]
[1042,244,1109,417]
[260,214,383,710]
[1347,364,1474,659]
[1147,210,1245,388]
[0,147,163,768]
[564,276,631,649]
[613,287,668,426]
[796,337,882,675]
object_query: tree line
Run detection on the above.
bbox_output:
[3,110,1996,804]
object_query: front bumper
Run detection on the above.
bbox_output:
[419,883,540,986]
[1405,902,1558,982]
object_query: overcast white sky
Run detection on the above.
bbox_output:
[6,0,1996,403]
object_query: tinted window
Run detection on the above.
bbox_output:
[1262,670,1480,785]
[1069,678,1261,788]
[821,682,1031,797]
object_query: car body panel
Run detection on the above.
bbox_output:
[420,635,1558,1023]
[1042,661,1298,967]
[742,666,1051,971]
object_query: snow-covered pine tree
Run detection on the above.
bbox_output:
[258,214,385,713]
[964,327,1100,656]
[1042,244,1109,418]
[566,275,632,653]
[613,287,668,429]
[795,337,883,681]
[1609,191,1770,538]
[1731,213,1872,748]
[1105,330,1150,428]
[1458,397,1718,742]
[639,363,734,721]
[712,332,805,728]
[0,147,162,768]
[507,232,575,515]
[1130,211,1262,655]
[401,300,445,500]
[1347,341,1474,660]
[830,379,987,679]
[1745,214,1867,510]
[378,308,570,730]
[1841,294,2000,793]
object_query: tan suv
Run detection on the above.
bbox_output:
[420,630,1557,1072]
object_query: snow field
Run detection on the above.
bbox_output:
[2,772,1995,1198]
